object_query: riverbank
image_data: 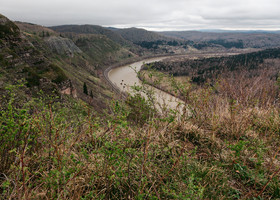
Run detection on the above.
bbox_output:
[138,69,184,100]
[103,53,177,94]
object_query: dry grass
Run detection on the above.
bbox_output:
[1,68,280,199]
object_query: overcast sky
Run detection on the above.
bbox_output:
[1,0,280,31]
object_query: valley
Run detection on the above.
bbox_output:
[1,12,280,199]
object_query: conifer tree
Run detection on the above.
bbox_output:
[90,90,93,98]
[83,82,88,95]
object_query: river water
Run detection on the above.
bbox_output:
[108,57,185,113]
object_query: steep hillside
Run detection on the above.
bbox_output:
[0,14,20,39]
[0,15,67,91]
[0,15,114,111]
[73,34,135,66]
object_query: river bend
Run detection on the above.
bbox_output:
[108,57,184,113]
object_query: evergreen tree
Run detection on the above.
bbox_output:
[83,82,88,95]
[90,90,93,98]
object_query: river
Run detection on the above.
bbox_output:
[108,57,185,114]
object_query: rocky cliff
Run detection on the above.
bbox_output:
[46,36,82,57]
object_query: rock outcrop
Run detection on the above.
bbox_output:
[59,80,77,98]
[0,14,20,39]
[45,36,82,57]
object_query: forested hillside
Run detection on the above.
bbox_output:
[161,31,280,49]
[145,48,280,84]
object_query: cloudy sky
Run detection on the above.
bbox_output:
[1,0,280,31]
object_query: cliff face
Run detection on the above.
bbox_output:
[59,79,77,98]
[46,36,82,57]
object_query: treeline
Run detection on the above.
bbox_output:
[208,39,244,48]
[135,40,190,49]
[136,39,244,50]
[146,48,280,84]
[193,39,244,49]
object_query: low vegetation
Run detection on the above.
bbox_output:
[1,58,280,199]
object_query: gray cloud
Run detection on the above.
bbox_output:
[1,0,280,30]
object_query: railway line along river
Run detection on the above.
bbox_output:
[107,57,185,114]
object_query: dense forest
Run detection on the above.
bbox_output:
[145,48,280,84]
[193,39,244,49]
[161,30,280,49]
[136,39,244,50]
[135,40,189,49]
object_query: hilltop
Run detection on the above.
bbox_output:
[113,27,171,43]
[50,24,130,46]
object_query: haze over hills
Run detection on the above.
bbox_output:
[160,31,280,49]
[187,29,280,33]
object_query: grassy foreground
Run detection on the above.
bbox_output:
[1,75,280,199]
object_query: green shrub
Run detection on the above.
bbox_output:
[48,64,68,84]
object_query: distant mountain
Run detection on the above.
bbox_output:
[160,31,280,48]
[49,25,189,54]
[195,29,280,34]
[106,27,119,31]
[49,25,130,46]
[113,27,173,43]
